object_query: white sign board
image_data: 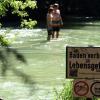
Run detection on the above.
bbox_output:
[66,47,100,78]
[73,79,100,98]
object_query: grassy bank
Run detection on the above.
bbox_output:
[54,79,98,100]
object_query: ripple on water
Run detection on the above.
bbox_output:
[12,41,24,44]
[0,82,61,100]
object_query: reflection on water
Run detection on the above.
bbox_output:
[0,22,100,99]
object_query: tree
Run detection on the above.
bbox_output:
[0,0,37,28]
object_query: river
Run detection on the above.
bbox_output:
[0,21,100,100]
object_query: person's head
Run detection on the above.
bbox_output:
[53,3,59,9]
[50,4,53,8]
[48,7,53,13]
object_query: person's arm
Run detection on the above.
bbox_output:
[47,14,51,27]
[49,14,53,27]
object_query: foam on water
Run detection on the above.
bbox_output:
[0,81,58,100]
[5,34,15,39]
[13,41,24,44]
[0,29,43,39]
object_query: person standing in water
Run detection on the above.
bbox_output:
[52,3,63,38]
[46,7,53,41]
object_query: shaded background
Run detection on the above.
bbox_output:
[36,0,100,19]
[1,0,100,27]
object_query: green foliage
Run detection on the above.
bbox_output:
[0,0,37,28]
[21,18,37,29]
[0,23,2,28]
[0,2,7,16]
[54,80,98,100]
[0,29,13,46]
[0,0,37,17]
[0,35,10,46]
[54,80,73,100]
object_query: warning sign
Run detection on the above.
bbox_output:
[66,47,100,79]
[74,81,89,96]
[73,80,92,98]
[73,79,100,98]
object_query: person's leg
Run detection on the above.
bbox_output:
[47,30,51,41]
[56,27,60,38]
[47,35,50,41]
[52,31,55,38]
[52,27,55,39]
[56,31,59,38]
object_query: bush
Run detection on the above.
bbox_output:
[54,79,98,100]
[0,0,37,28]
[0,23,2,28]
[20,19,37,29]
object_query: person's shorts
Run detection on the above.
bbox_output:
[52,20,61,25]
[52,27,60,32]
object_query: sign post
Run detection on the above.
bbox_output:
[66,47,100,99]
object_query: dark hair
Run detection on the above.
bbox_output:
[48,7,53,13]
[53,3,59,8]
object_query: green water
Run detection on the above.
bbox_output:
[0,21,100,100]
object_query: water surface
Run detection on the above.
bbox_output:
[0,21,100,99]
